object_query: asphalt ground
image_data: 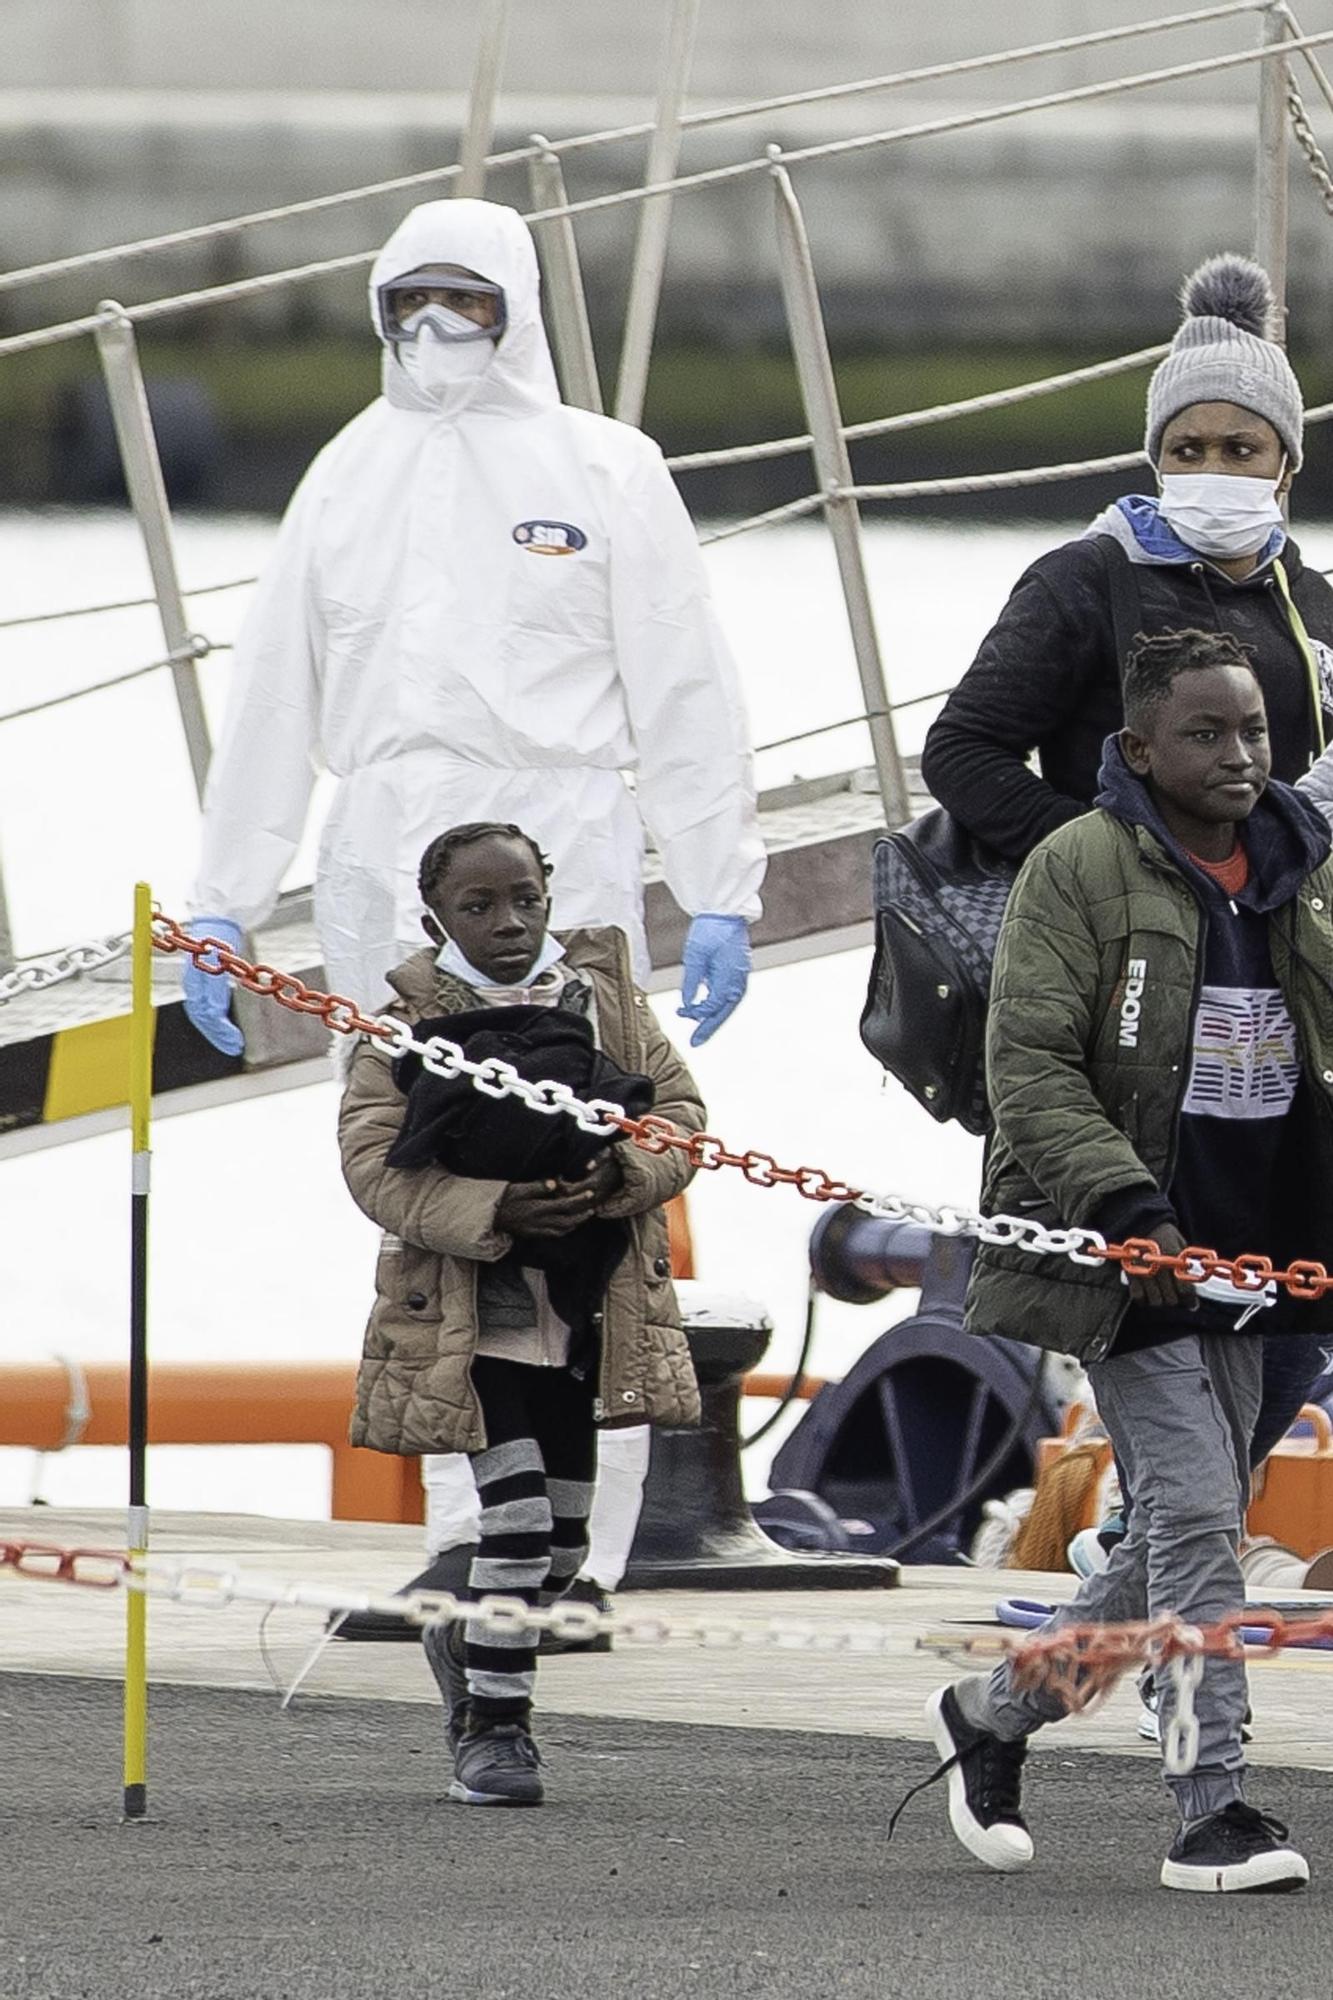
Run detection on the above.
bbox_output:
[4,1674,1332,2000]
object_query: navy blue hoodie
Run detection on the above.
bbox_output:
[1095,736,1331,1350]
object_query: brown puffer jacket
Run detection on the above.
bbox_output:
[340,927,704,1455]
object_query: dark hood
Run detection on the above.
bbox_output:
[1094,732,1330,912]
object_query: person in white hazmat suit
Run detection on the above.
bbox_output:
[183,199,766,1627]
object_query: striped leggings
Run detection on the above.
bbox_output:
[465,1355,597,1722]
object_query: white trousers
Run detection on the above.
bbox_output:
[421,1426,651,1590]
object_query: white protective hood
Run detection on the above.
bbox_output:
[193,199,765,1006]
[370,199,560,420]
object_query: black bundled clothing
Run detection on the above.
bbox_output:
[922,535,1333,863]
[386,1005,654,1177]
[386,1005,656,1351]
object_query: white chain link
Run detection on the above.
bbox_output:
[368,1012,630,1135]
[0,932,133,1004]
[19,1549,909,1656]
[1163,1646,1205,1776]
[849,1185,1110,1267]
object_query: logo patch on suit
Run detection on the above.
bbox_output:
[512,520,587,556]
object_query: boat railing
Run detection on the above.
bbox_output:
[1,0,1331,971]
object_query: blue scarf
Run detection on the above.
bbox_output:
[1114,493,1285,567]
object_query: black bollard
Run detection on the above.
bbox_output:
[773,1217,1062,1561]
[621,1285,899,1590]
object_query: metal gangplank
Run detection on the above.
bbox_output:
[2,0,1332,1155]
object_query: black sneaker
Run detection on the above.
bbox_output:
[449,1719,544,1808]
[1160,1803,1309,1893]
[422,1614,469,1750]
[329,1548,474,1643]
[921,1685,1033,1872]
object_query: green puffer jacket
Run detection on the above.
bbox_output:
[968,809,1333,1362]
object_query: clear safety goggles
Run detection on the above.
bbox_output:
[378,269,507,345]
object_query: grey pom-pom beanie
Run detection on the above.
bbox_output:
[1144,253,1303,469]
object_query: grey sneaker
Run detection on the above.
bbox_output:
[422,1615,469,1750]
[449,1720,544,1808]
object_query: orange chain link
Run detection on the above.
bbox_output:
[1010,1607,1333,1714]
[1,1539,130,1587]
[151,914,1333,1299]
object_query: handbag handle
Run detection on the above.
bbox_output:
[1096,534,1144,684]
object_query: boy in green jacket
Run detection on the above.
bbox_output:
[921,627,1333,1893]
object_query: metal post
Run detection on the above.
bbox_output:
[768,155,911,829]
[614,0,702,426]
[526,139,604,413]
[122,879,153,1823]
[455,0,510,199]
[1255,2,1291,333]
[94,304,211,803]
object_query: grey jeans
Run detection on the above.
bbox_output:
[955,1331,1263,1822]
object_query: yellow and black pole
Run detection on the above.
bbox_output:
[123,881,153,1820]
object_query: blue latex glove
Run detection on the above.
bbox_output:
[181,915,246,1057]
[677,914,752,1048]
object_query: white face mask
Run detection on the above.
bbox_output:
[1157,467,1286,559]
[434,931,566,989]
[397,323,495,402]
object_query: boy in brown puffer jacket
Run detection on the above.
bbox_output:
[338,819,703,1807]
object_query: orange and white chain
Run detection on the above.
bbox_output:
[13,1537,1330,1773]
[1,1538,910,1656]
[152,915,1333,1303]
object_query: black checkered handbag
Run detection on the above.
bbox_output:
[859,809,1016,1135]
[860,536,1139,1133]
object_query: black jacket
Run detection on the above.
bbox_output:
[922,533,1333,863]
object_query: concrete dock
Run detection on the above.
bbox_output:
[5,1506,1333,1999]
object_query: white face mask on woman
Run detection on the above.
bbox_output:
[1157,461,1286,560]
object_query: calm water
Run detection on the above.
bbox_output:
[4,508,1328,1515]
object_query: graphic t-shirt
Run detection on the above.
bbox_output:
[1115,836,1299,1353]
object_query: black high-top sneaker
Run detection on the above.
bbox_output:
[922,1685,1034,1872]
[1160,1804,1308,1893]
[330,1546,474,1642]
